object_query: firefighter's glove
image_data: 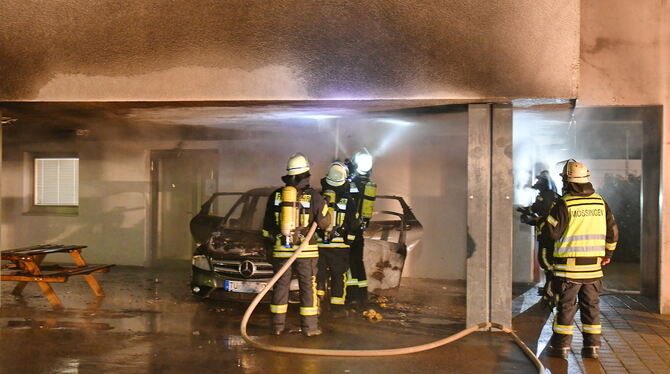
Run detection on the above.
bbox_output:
[520,214,535,225]
[516,206,530,215]
[540,276,557,309]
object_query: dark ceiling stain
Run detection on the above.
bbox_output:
[582,37,625,55]
[0,0,578,99]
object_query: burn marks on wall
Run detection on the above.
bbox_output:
[0,0,579,100]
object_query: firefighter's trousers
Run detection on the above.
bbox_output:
[317,247,349,308]
[270,257,319,331]
[551,278,603,348]
[347,235,368,302]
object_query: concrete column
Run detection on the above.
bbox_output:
[490,104,513,327]
[466,103,514,327]
[467,104,492,326]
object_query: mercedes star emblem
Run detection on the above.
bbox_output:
[239,260,256,278]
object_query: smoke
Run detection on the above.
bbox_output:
[512,107,573,206]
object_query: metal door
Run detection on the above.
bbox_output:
[150,150,218,264]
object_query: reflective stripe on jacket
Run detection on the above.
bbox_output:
[273,239,320,258]
[317,236,350,249]
[554,194,607,258]
[552,257,604,279]
[262,185,331,259]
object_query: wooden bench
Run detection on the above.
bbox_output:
[1,244,114,309]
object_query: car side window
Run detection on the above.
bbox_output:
[250,195,268,230]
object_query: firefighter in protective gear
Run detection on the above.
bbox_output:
[316,162,360,317]
[344,149,376,307]
[262,153,331,337]
[517,170,558,226]
[542,160,618,359]
[516,170,560,306]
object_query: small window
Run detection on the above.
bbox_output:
[34,158,79,206]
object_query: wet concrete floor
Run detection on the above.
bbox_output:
[512,263,670,374]
[1,266,538,374]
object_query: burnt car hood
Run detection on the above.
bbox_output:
[190,214,267,260]
[203,228,267,259]
[189,214,224,246]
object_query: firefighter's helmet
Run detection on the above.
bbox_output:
[286,153,310,176]
[325,161,348,187]
[352,149,373,176]
[532,170,557,192]
[561,160,590,183]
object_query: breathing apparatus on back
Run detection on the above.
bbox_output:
[280,186,299,247]
[348,149,377,228]
[279,153,311,248]
[322,189,337,243]
[321,161,348,243]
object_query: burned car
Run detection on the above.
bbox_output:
[189,187,422,300]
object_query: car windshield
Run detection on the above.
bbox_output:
[211,194,241,219]
[210,192,268,231]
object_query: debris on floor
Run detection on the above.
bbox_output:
[363,308,383,322]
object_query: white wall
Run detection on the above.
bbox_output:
[1,106,468,279]
[579,0,670,312]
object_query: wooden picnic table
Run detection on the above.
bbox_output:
[1,244,114,309]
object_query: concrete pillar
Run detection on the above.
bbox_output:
[466,103,513,327]
[466,104,492,326]
[490,104,513,327]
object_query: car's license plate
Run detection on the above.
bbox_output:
[224,280,267,293]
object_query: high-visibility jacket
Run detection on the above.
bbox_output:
[544,188,618,281]
[554,194,608,258]
[262,185,330,259]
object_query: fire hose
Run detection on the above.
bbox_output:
[240,222,546,373]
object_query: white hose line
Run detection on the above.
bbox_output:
[240,222,545,373]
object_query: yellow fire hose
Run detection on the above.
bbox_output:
[240,223,545,373]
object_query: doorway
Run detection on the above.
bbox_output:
[512,105,662,297]
[150,149,218,266]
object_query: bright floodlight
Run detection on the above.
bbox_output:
[355,153,373,174]
[303,114,339,120]
[380,118,413,126]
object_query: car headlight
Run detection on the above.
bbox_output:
[192,255,212,271]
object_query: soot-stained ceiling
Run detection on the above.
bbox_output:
[0,0,579,101]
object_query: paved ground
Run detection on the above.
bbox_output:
[512,262,670,374]
[1,264,668,373]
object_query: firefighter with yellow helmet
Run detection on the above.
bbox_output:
[262,153,331,336]
[543,159,618,359]
[345,149,377,308]
[316,161,360,317]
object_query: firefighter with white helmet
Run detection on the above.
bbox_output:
[316,161,360,317]
[262,153,331,336]
[543,159,618,359]
[344,149,377,308]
